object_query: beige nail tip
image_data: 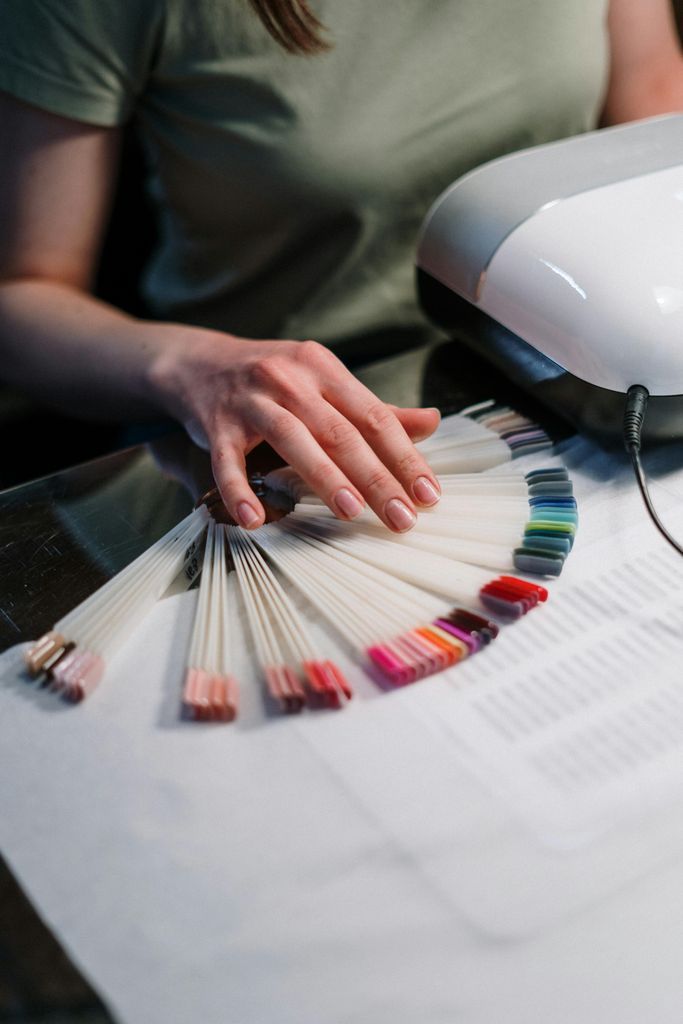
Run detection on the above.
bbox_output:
[25,631,65,675]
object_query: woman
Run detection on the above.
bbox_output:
[0,0,681,530]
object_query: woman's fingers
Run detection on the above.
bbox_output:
[315,379,441,508]
[252,398,424,532]
[248,400,368,522]
[210,434,266,529]
[183,336,444,533]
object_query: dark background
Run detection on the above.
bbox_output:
[1,5,683,1021]
[2,0,683,491]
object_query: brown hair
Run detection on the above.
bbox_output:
[247,0,331,55]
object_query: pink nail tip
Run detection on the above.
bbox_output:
[61,651,103,701]
[367,645,411,684]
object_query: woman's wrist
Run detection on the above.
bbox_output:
[143,321,233,429]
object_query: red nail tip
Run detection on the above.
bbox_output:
[302,661,338,708]
[498,575,549,601]
[322,661,353,701]
[482,583,536,610]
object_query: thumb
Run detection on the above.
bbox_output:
[210,435,265,529]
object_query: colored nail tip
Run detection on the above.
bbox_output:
[209,674,239,722]
[366,646,412,685]
[527,481,574,497]
[520,541,568,560]
[25,631,65,675]
[182,668,235,722]
[265,665,305,713]
[408,631,450,674]
[395,643,428,679]
[302,661,325,692]
[447,608,500,639]
[479,594,525,620]
[524,532,575,552]
[525,519,576,532]
[514,553,564,577]
[50,647,81,687]
[522,537,571,555]
[282,666,307,707]
[264,665,283,702]
[497,575,549,600]
[57,651,104,702]
[323,661,353,701]
[529,508,578,523]
[510,442,554,457]
[304,660,353,703]
[45,641,77,677]
[501,427,550,444]
[433,619,479,653]
[528,496,577,509]
[415,626,464,665]
[525,467,569,480]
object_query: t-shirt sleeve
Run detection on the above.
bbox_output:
[0,0,165,126]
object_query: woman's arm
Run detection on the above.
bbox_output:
[602,0,683,124]
[0,93,441,533]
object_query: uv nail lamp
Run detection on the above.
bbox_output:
[416,114,683,441]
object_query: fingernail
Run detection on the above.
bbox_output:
[413,476,440,506]
[334,488,364,519]
[385,498,417,532]
[236,501,261,529]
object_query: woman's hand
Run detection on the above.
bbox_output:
[151,330,441,532]
[1,91,440,525]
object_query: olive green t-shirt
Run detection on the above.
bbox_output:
[0,1,609,362]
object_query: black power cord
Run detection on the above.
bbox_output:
[623,384,683,557]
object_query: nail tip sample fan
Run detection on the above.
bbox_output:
[24,406,578,718]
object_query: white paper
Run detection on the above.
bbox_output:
[4,434,683,1022]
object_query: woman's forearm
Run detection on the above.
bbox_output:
[0,277,201,419]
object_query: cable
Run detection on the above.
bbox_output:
[623,384,683,558]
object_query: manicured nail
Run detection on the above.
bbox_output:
[413,475,440,506]
[236,501,261,529]
[385,498,417,532]
[334,488,364,519]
